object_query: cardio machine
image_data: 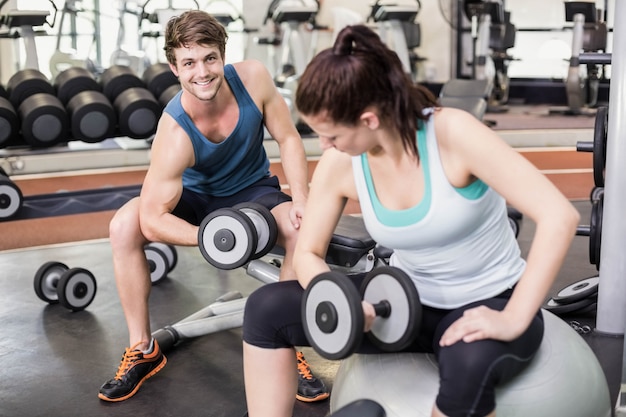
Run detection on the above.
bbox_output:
[462,0,516,112]
[367,0,425,81]
[550,1,608,116]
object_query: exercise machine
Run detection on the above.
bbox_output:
[0,0,56,71]
[463,0,516,112]
[550,1,608,116]
[49,0,100,79]
[137,0,201,64]
[255,0,321,134]
[368,0,424,81]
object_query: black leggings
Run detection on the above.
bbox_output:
[242,275,544,417]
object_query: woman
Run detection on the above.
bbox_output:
[242,25,579,417]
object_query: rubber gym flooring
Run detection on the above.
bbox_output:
[0,199,621,417]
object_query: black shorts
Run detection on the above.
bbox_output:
[171,176,291,226]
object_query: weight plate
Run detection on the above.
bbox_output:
[553,276,599,304]
[0,178,23,219]
[302,271,363,360]
[33,261,68,303]
[57,267,97,311]
[198,208,256,270]
[148,242,178,271]
[144,245,170,284]
[593,106,607,187]
[233,202,278,259]
[543,295,597,316]
[360,266,421,352]
[589,196,603,270]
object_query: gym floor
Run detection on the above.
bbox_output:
[0,200,621,417]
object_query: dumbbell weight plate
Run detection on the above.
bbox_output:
[589,195,603,269]
[553,276,599,304]
[57,267,97,311]
[233,202,278,260]
[198,208,257,269]
[0,172,23,219]
[360,266,421,352]
[34,261,69,303]
[148,242,178,271]
[302,271,364,360]
[593,106,608,188]
[144,245,170,284]
[543,294,597,316]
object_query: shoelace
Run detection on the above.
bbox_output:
[114,342,144,381]
[297,353,313,380]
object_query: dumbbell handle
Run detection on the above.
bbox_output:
[373,300,391,318]
[576,225,590,236]
[576,141,593,152]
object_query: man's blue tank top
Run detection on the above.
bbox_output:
[163,64,270,196]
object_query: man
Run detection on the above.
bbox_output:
[98,10,328,404]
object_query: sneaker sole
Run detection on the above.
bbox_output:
[296,391,330,403]
[98,356,168,402]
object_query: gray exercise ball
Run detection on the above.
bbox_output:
[330,310,611,417]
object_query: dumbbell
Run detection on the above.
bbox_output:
[198,202,279,269]
[0,96,20,148]
[142,63,180,108]
[0,167,23,220]
[6,69,69,147]
[54,66,116,143]
[100,65,161,139]
[302,266,421,360]
[144,242,178,284]
[33,261,97,311]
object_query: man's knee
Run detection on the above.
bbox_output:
[109,199,143,246]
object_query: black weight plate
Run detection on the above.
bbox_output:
[589,196,603,269]
[593,106,608,187]
[198,208,256,270]
[33,261,68,303]
[544,295,597,316]
[233,202,278,259]
[553,276,599,304]
[302,271,363,360]
[360,266,421,352]
[57,267,97,311]
[144,245,170,284]
[148,242,178,271]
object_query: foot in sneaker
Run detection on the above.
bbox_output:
[296,351,329,402]
[98,339,167,402]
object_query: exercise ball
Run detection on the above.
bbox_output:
[330,310,611,417]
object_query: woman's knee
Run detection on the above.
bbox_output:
[243,281,304,348]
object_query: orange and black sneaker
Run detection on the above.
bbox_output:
[296,351,329,402]
[98,339,167,402]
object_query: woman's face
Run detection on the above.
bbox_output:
[301,111,377,156]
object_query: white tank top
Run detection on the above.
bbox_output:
[351,111,525,308]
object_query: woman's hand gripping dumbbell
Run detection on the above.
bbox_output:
[302,266,422,360]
